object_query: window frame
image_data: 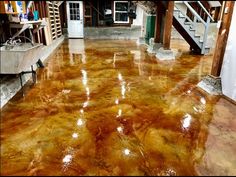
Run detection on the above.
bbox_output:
[113,1,129,24]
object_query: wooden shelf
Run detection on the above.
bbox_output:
[46,1,62,41]
[0,12,19,15]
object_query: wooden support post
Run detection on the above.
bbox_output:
[154,2,162,43]
[163,1,174,50]
[211,1,235,76]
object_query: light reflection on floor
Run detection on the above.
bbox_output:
[1,39,236,176]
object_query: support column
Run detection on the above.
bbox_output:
[147,2,163,54]
[163,1,174,50]
[197,1,235,95]
[155,1,180,60]
[154,2,162,43]
[211,1,235,76]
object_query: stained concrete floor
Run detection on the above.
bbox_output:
[0,39,236,176]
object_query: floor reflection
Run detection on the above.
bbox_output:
[1,39,236,176]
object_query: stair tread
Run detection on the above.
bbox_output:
[174,7,180,11]
[184,22,192,25]
[179,14,185,18]
[173,11,211,54]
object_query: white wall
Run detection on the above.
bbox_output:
[220,5,236,101]
[132,5,143,26]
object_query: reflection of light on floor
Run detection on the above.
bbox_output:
[116,109,122,117]
[62,89,71,94]
[86,87,90,96]
[182,113,192,129]
[80,109,84,114]
[63,154,72,163]
[72,133,78,138]
[123,148,131,156]
[81,69,87,86]
[117,126,123,133]
[77,119,83,126]
[118,73,123,81]
[121,84,126,99]
[200,97,206,105]
[193,106,199,112]
[115,98,119,105]
[83,101,89,108]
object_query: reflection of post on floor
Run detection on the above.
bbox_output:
[211,1,235,77]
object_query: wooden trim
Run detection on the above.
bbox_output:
[211,1,235,76]
[163,1,174,49]
[222,94,236,105]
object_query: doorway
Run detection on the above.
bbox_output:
[66,1,84,38]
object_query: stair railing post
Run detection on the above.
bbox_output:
[193,15,197,28]
[201,16,210,54]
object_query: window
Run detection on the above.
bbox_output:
[69,3,80,20]
[114,1,129,23]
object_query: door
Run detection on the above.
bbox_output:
[67,1,84,38]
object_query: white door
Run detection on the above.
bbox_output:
[67,1,84,38]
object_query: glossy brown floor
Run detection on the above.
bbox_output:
[1,39,236,176]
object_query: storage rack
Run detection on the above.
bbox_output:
[46,1,62,41]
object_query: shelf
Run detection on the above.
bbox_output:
[0,12,19,15]
[20,20,43,25]
[47,2,62,41]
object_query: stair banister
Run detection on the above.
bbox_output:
[197,1,214,22]
[201,16,211,54]
[196,1,213,54]
[183,1,206,26]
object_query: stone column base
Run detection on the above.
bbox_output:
[147,38,162,54]
[155,47,180,60]
[197,75,222,95]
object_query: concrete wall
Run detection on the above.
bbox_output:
[84,26,141,40]
[132,5,144,26]
[220,5,236,101]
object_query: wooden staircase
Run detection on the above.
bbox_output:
[162,1,221,54]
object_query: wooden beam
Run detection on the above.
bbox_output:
[211,1,235,76]
[163,1,174,50]
[154,2,162,43]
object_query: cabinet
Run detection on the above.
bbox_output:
[0,1,26,14]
